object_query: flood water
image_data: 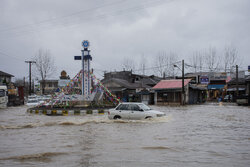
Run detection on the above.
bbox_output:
[0,103,250,167]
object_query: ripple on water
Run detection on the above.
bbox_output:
[0,115,171,130]
[0,152,67,162]
[142,146,180,152]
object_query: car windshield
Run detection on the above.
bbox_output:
[138,103,151,111]
[0,90,5,97]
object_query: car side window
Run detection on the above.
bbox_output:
[117,104,129,110]
[129,104,140,111]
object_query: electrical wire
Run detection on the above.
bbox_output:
[0,0,126,33]
[0,0,173,39]
[0,50,26,62]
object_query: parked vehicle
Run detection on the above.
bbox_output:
[223,94,232,102]
[26,98,39,106]
[236,94,248,106]
[43,95,51,101]
[8,86,24,106]
[108,102,165,120]
[0,86,8,108]
[36,96,45,105]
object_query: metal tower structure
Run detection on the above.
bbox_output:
[74,40,92,100]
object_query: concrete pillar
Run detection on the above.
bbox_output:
[154,92,157,105]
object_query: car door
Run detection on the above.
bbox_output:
[129,104,145,120]
[115,104,130,119]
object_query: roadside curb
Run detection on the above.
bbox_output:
[26,108,108,116]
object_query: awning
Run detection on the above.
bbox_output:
[189,84,207,90]
[109,87,125,92]
[227,88,245,91]
[208,85,225,90]
[136,90,151,95]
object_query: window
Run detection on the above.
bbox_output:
[138,103,151,111]
[129,104,140,111]
[116,104,129,110]
[0,90,5,97]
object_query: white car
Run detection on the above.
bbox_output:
[108,103,165,120]
[26,99,39,106]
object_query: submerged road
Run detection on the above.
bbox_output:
[0,103,250,167]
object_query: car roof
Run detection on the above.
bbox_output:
[119,102,144,105]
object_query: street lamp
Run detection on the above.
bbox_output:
[174,60,185,105]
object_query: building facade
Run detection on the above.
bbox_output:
[0,71,14,86]
[101,71,161,104]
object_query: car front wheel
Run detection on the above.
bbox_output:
[113,115,121,119]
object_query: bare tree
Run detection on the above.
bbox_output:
[189,51,199,73]
[205,46,219,72]
[140,53,147,75]
[154,51,167,77]
[34,49,56,94]
[166,52,179,77]
[153,51,179,77]
[198,51,205,72]
[224,45,240,73]
[121,57,136,72]
[189,50,204,73]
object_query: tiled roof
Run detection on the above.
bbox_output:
[153,79,191,89]
[226,76,232,83]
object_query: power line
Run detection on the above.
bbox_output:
[0,0,126,33]
[0,50,25,62]
[0,0,173,39]
[133,60,182,72]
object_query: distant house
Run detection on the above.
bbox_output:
[226,78,246,101]
[39,80,58,94]
[246,76,250,105]
[39,71,72,94]
[185,72,231,101]
[101,71,161,104]
[152,79,191,105]
[0,71,14,86]
[58,70,70,88]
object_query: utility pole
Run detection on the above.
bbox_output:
[25,61,36,95]
[236,65,239,97]
[23,77,25,96]
[182,59,185,105]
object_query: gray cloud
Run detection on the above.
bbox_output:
[0,0,249,80]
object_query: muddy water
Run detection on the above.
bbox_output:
[0,104,250,167]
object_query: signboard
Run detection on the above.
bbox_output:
[200,76,209,84]
[74,56,81,60]
[82,40,89,48]
[248,66,250,72]
[210,72,227,80]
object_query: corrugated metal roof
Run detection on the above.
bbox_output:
[153,79,191,89]
[102,78,151,89]
[0,71,14,77]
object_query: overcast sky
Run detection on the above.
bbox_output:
[0,0,249,81]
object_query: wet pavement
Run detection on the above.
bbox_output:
[0,103,250,167]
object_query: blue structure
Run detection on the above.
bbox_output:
[74,40,92,99]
